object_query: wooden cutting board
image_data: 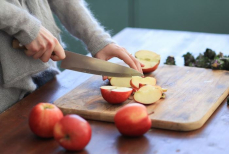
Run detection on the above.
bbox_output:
[54,65,229,131]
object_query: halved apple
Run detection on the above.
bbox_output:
[134,85,162,104]
[135,50,161,73]
[100,86,133,104]
[110,77,132,88]
[130,76,156,90]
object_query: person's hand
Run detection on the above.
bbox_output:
[24,26,66,62]
[94,43,144,80]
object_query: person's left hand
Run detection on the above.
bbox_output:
[94,43,144,80]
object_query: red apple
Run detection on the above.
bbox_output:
[135,50,161,73]
[134,85,162,104]
[130,76,156,90]
[29,102,63,138]
[100,86,133,104]
[109,77,132,87]
[54,114,91,151]
[114,103,152,137]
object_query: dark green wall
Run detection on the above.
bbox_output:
[55,0,229,57]
[135,0,229,34]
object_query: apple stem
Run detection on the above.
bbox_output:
[148,111,154,115]
[43,105,54,110]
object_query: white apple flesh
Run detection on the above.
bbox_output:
[130,76,156,90]
[100,86,133,104]
[109,77,132,87]
[135,50,161,73]
[134,85,162,104]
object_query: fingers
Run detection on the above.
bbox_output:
[24,26,65,62]
[40,46,53,62]
[116,51,141,73]
[115,47,143,74]
[102,76,108,81]
[24,42,41,57]
[122,48,143,73]
[96,44,144,80]
[51,41,66,61]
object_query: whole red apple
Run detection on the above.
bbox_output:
[114,103,151,137]
[54,114,92,151]
[29,102,63,138]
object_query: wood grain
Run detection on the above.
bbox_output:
[1,28,229,154]
[54,65,229,131]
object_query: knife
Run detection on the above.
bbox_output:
[12,39,143,77]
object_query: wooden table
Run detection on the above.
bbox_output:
[1,28,229,154]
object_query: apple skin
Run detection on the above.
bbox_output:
[54,114,92,151]
[29,103,64,138]
[114,103,152,137]
[142,61,160,74]
[135,50,161,74]
[130,77,156,91]
[130,79,140,91]
[100,87,132,104]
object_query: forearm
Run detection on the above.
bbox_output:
[0,1,41,45]
[48,0,114,56]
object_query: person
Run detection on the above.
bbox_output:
[0,0,143,113]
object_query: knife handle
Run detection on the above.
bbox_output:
[12,39,55,55]
[12,39,26,50]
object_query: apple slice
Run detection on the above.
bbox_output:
[110,77,132,87]
[100,86,133,104]
[130,76,156,90]
[134,85,162,104]
[135,50,161,73]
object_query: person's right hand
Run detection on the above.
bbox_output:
[24,26,66,62]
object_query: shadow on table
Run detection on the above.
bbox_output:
[115,135,150,154]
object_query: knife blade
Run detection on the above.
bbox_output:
[61,51,143,77]
[12,39,143,77]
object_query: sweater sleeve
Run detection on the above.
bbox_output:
[0,1,41,45]
[48,0,114,56]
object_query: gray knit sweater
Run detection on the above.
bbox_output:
[0,0,114,113]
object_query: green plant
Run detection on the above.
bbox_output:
[164,56,176,65]
[182,52,195,66]
[180,48,229,71]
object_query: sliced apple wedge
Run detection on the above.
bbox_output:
[134,85,162,104]
[100,86,133,104]
[135,50,161,73]
[110,77,132,88]
[130,76,156,90]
